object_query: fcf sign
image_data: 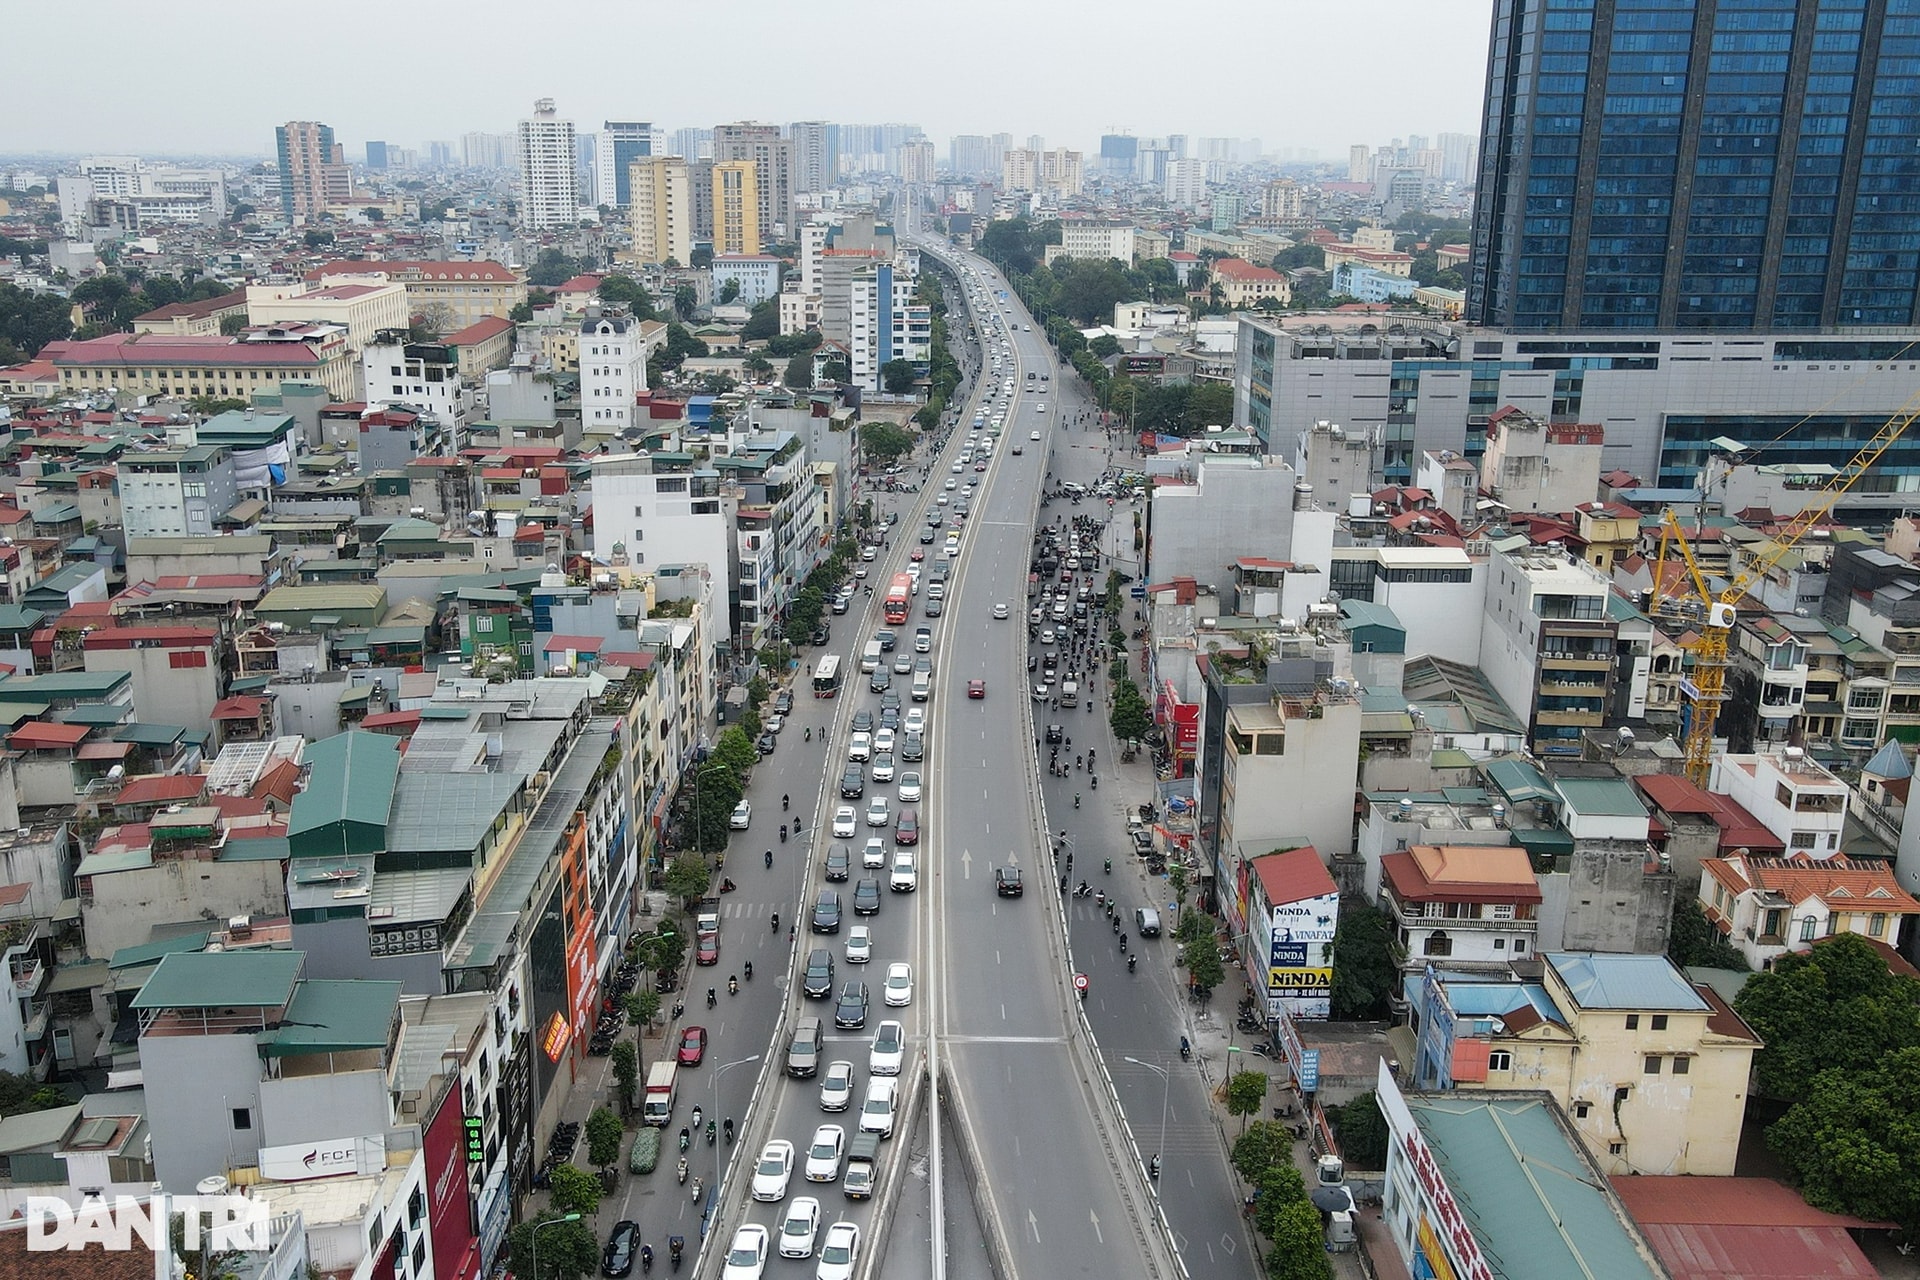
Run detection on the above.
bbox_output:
[26,1195,272,1263]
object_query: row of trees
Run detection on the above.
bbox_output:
[784,536,860,646]
[912,274,963,430]
[1230,1121,1337,1280]
[0,271,237,365]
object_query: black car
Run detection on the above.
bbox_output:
[602,1220,641,1278]
[879,691,902,712]
[876,629,896,652]
[840,765,865,799]
[924,598,943,617]
[878,706,901,731]
[834,981,870,1029]
[774,691,795,715]
[757,733,777,755]
[810,624,832,646]
[869,668,892,693]
[824,844,851,882]
[1044,723,1064,744]
[852,878,882,916]
[811,889,842,934]
[920,528,937,545]
[851,711,875,734]
[803,948,835,999]
[995,866,1025,898]
[901,733,924,762]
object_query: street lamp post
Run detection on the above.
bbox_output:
[712,1054,760,1177]
[530,1211,582,1280]
[1124,1056,1171,1189]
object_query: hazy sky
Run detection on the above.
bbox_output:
[2,0,1490,159]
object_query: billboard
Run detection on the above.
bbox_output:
[423,1087,479,1280]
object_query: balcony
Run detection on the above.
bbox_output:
[1536,708,1606,727]
[1539,653,1612,673]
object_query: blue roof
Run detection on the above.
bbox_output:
[1548,952,1706,1012]
[1864,738,1913,780]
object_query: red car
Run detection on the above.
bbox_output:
[909,547,926,561]
[895,808,919,846]
[677,1026,708,1065]
[695,932,721,966]
[967,680,986,699]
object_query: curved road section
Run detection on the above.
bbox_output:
[913,230,1180,1280]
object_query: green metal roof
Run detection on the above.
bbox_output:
[0,606,46,634]
[57,704,132,727]
[1483,757,1558,805]
[221,836,291,862]
[289,731,398,854]
[1404,1091,1664,1280]
[131,950,303,1011]
[420,705,473,720]
[76,849,154,877]
[257,979,402,1058]
[364,625,427,646]
[114,723,187,748]
[1553,776,1649,818]
[257,584,387,614]
[0,671,130,701]
[110,930,211,971]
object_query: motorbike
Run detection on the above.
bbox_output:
[783,794,790,811]
[771,913,780,933]
[676,1156,689,1184]
[706,988,717,1010]
[766,849,774,868]
[1179,1036,1192,1061]
[743,961,753,981]
[705,1119,717,1146]
[1119,935,1128,953]
[1074,793,1081,809]
[689,1176,703,1204]
[779,824,787,843]
[1074,881,1092,898]
[1128,954,1137,974]
[1149,1155,1161,1180]
[1104,858,1111,874]
[724,1117,735,1145]
[1090,773,1098,788]
[728,976,738,996]
[678,1128,690,1154]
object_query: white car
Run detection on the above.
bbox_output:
[871,753,895,783]
[944,478,957,490]
[1030,431,1041,441]
[904,708,926,736]
[723,1224,770,1280]
[897,771,923,803]
[884,961,913,1007]
[950,462,963,473]
[846,924,872,963]
[859,1077,898,1138]
[848,732,871,762]
[831,806,857,839]
[873,728,896,755]
[865,796,890,827]
[804,1125,845,1182]
[729,800,752,830]
[861,838,886,869]
[889,854,917,893]
[779,1197,821,1259]
[869,1020,904,1076]
[751,1139,795,1202]
[819,1060,856,1112]
[815,1222,861,1280]
[992,602,1009,619]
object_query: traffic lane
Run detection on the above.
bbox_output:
[946,1040,1151,1277]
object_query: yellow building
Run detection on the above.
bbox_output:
[304,260,528,329]
[245,280,409,352]
[630,156,693,266]
[133,289,251,336]
[52,329,357,401]
[713,160,761,256]
[1574,500,1644,572]
[1416,951,1760,1177]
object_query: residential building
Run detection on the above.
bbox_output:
[1210,258,1289,308]
[895,137,936,184]
[1480,543,1617,759]
[628,155,693,266]
[132,289,249,336]
[275,121,352,221]
[710,255,781,307]
[1408,952,1762,1177]
[246,279,410,357]
[947,133,1008,179]
[1213,672,1362,872]
[1051,221,1135,265]
[589,454,733,643]
[712,160,761,256]
[517,98,578,231]
[578,306,649,436]
[1232,848,1339,1022]
[460,131,514,169]
[1479,408,1603,514]
[361,332,468,435]
[1379,844,1542,980]
[778,286,822,336]
[303,260,527,329]
[1471,0,1920,330]
[81,624,223,737]
[789,121,836,193]
[713,122,793,237]
[1332,262,1417,303]
[848,260,931,392]
[594,120,662,208]
[1700,851,1920,969]
[1708,745,1848,859]
[52,329,357,402]
[1164,157,1207,210]
[118,445,238,539]
[1000,147,1083,197]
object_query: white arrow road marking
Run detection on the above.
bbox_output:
[1027,1210,1041,1243]
[1088,1211,1104,1243]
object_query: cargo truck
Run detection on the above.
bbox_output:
[843,1130,881,1199]
[642,1061,678,1126]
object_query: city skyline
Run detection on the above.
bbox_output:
[0,0,1490,159]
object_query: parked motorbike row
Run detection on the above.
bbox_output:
[531,1120,581,1189]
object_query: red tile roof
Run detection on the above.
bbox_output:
[542,634,604,653]
[81,625,216,650]
[8,721,89,750]
[131,289,248,322]
[51,334,323,368]
[360,708,422,731]
[1250,846,1338,905]
[555,274,606,293]
[1610,1175,1881,1280]
[1211,258,1283,282]
[446,316,515,345]
[115,774,206,807]
[1702,853,1920,918]
[210,696,267,721]
[0,883,29,908]
[1380,845,1544,904]
[1633,774,1785,852]
[305,259,520,283]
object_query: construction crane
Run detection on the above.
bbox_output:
[1652,384,1920,786]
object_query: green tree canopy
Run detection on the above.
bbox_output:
[1667,898,1748,971]
[1328,901,1397,1020]
[690,762,742,854]
[0,282,75,363]
[597,273,656,317]
[1089,334,1122,358]
[673,284,698,319]
[1767,1045,1920,1236]
[1734,932,1920,1101]
[546,1162,601,1216]
[880,359,917,393]
[528,249,582,288]
[689,246,714,269]
[1328,1091,1389,1169]
[506,1212,597,1280]
[713,724,758,777]
[784,352,814,389]
[718,279,740,304]
[1184,931,1225,997]
[821,357,849,384]
[1231,1121,1294,1183]
[666,854,713,903]
[860,421,916,465]
[585,1107,624,1171]
[1226,1070,1270,1131]
[741,299,780,342]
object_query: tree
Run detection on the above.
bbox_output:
[507,1212,597,1280]
[744,354,775,379]
[413,303,457,341]
[821,357,849,384]
[1734,932,1920,1102]
[0,281,76,358]
[1231,1120,1294,1182]
[528,249,580,288]
[1263,1196,1334,1280]
[625,988,661,1035]
[546,1162,602,1216]
[219,312,249,336]
[784,352,814,389]
[1328,1091,1389,1169]
[170,1209,244,1280]
[690,763,742,854]
[860,422,915,465]
[741,299,780,342]
[1109,678,1153,742]
[1090,334,1122,358]
[1667,898,1748,971]
[689,246,714,269]
[666,854,713,904]
[610,1039,639,1110]
[1767,1046,1920,1236]
[766,329,823,358]
[1184,931,1225,998]
[188,396,249,416]
[880,359,917,394]
[713,724,758,777]
[718,279,740,305]
[302,229,335,249]
[1328,900,1397,1020]
[586,1107,624,1172]
[1226,1070,1270,1132]
[597,274,655,317]
[673,284,698,320]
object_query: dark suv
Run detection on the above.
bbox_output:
[811,889,842,934]
[840,765,865,799]
[803,948,835,998]
[824,844,851,882]
[834,981,870,1029]
[995,866,1024,898]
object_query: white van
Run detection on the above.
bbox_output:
[911,671,932,703]
[861,640,883,673]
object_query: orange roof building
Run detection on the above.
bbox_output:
[1699,851,1920,970]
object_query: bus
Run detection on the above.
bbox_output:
[883,572,913,626]
[812,654,843,699]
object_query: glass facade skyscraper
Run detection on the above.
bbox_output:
[1469,0,1920,331]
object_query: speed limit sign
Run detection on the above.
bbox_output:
[1073,973,1089,994]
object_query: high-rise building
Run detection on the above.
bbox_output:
[1164,157,1207,210]
[630,156,693,266]
[1099,134,1138,175]
[713,160,761,256]
[948,134,1010,179]
[1347,144,1370,183]
[714,122,793,239]
[596,122,663,209]
[671,127,714,161]
[1001,148,1083,197]
[426,141,453,168]
[1026,134,1045,154]
[895,137,936,184]
[575,132,601,208]
[1471,0,1920,331]
[365,141,389,171]
[1436,132,1476,186]
[517,98,578,231]
[688,159,715,241]
[461,132,514,170]
[275,121,352,222]
[789,121,836,193]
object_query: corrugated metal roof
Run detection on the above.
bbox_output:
[1548,952,1707,1012]
[1554,776,1649,818]
[131,950,302,1010]
[289,731,398,843]
[257,979,401,1058]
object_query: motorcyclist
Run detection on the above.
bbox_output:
[765,849,774,868]
[770,912,780,933]
[783,793,790,811]
[728,975,739,996]
[743,960,753,981]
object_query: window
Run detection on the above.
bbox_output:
[1625,1014,1640,1030]
[1487,1050,1512,1071]
[1644,1055,1662,1074]
[1650,1014,1668,1031]
[1799,916,1818,942]
[1574,1102,1591,1119]
[231,1107,252,1130]
[1609,1142,1624,1155]
[1614,1086,1630,1104]
[1672,1056,1690,1075]
[1871,912,1889,937]
[169,650,208,669]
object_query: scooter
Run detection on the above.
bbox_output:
[676,1156,689,1184]
[724,1117,735,1145]
[1128,954,1137,974]
[1179,1036,1192,1061]
[705,1119,717,1146]
[689,1176,703,1204]
[678,1128,691,1154]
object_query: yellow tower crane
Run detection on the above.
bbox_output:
[1652,386,1920,786]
